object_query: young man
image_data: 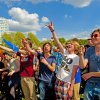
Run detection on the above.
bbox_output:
[23,40,56,100]
[0,39,37,100]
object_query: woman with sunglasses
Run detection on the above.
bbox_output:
[79,29,100,100]
[48,22,80,100]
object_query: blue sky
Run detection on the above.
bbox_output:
[0,0,100,41]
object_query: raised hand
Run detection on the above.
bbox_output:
[21,38,27,44]
[47,21,54,32]
[78,45,85,56]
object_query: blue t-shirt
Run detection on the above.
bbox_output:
[75,67,81,83]
[38,53,56,82]
[85,46,100,82]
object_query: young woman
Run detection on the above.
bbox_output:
[79,29,100,100]
[48,22,80,100]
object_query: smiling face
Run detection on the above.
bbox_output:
[91,29,100,46]
[66,43,75,52]
[65,41,80,54]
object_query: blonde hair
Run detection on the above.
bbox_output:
[66,40,80,54]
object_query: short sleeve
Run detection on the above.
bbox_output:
[84,47,93,60]
[52,56,56,64]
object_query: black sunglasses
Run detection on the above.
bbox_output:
[91,34,100,38]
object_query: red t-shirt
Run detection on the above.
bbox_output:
[19,53,35,77]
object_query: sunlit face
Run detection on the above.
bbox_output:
[56,48,60,52]
[65,43,75,52]
[12,53,17,58]
[91,31,100,45]
[37,47,42,53]
[4,54,9,60]
[43,44,51,53]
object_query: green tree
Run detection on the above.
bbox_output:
[1,32,25,48]
[2,32,13,46]
[14,32,25,47]
[79,39,88,45]
[28,32,41,48]
[59,37,66,45]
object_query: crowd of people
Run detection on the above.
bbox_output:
[0,22,100,100]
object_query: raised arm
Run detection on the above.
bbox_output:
[48,22,65,54]
[21,38,36,55]
[79,47,88,69]
[0,45,14,53]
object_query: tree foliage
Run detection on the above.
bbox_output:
[2,32,25,48]
[28,32,41,48]
[79,39,88,45]
[2,32,13,46]
[1,32,88,49]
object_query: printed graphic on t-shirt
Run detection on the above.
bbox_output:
[60,55,73,72]
[21,56,28,62]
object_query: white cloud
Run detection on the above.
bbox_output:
[7,7,50,33]
[9,7,39,25]
[62,0,92,8]
[42,38,48,41]
[0,0,21,7]
[0,0,92,8]
[27,0,92,8]
[62,31,90,40]
[27,0,53,3]
[70,31,90,39]
[64,14,72,19]
[41,17,49,23]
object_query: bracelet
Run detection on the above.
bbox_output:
[51,29,54,33]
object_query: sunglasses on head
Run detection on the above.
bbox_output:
[91,34,100,38]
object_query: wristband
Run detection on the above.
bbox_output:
[51,29,54,33]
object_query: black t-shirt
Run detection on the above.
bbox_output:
[0,61,4,69]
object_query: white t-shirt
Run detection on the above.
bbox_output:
[56,49,79,83]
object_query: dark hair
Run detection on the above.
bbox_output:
[42,42,52,53]
[91,29,100,36]
[26,38,32,48]
[84,44,90,49]
[3,52,9,55]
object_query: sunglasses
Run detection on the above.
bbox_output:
[87,39,91,40]
[66,43,73,48]
[91,34,100,38]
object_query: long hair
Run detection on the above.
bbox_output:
[42,42,52,54]
[65,40,80,55]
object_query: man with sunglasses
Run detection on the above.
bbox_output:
[79,29,100,100]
